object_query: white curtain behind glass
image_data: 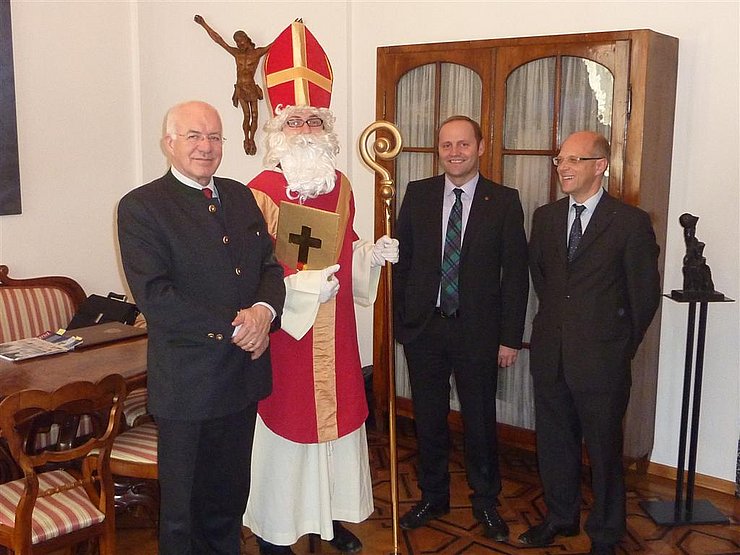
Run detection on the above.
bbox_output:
[498,58,555,428]
[560,57,613,143]
[440,64,482,126]
[396,65,435,207]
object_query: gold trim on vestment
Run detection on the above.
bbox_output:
[313,297,338,441]
[311,174,351,441]
[333,175,351,262]
[251,189,280,237]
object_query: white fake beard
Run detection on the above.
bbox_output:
[275,134,337,202]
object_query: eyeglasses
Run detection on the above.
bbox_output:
[284,117,324,129]
[552,156,604,167]
[175,133,226,144]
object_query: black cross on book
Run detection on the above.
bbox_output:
[289,225,323,267]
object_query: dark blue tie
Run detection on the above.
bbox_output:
[440,188,463,316]
[568,204,586,262]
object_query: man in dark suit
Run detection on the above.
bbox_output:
[117,100,285,555]
[520,131,660,555]
[393,115,529,541]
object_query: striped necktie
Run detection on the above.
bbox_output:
[440,188,463,316]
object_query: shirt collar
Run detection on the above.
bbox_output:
[171,166,215,193]
[444,172,479,199]
[570,187,604,212]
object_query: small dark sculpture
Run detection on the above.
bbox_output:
[672,213,724,301]
[194,15,271,156]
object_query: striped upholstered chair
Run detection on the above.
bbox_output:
[0,374,126,555]
[0,264,86,342]
[88,415,159,521]
[109,420,159,519]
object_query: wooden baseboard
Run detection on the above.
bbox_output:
[387,400,737,496]
[645,460,737,496]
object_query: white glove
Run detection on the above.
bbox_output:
[318,264,341,303]
[371,235,400,267]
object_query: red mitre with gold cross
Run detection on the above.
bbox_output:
[263,19,333,113]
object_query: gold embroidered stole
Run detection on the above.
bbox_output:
[313,174,351,441]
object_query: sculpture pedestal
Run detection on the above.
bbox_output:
[640,292,733,526]
[669,289,726,302]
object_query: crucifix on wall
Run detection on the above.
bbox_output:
[194,14,271,156]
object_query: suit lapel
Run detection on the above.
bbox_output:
[570,192,617,261]
[216,179,249,260]
[460,177,491,259]
[553,198,570,263]
[426,177,445,263]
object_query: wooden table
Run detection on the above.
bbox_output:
[0,337,148,482]
[0,336,147,398]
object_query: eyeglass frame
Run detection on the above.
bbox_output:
[284,117,324,129]
[174,133,226,144]
[552,156,605,167]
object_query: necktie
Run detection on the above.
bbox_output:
[202,187,213,199]
[440,188,463,316]
[568,204,586,262]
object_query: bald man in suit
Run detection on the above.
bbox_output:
[521,131,660,555]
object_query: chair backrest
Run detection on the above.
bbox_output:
[0,374,126,554]
[0,264,87,342]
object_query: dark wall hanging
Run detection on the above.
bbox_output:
[0,0,21,215]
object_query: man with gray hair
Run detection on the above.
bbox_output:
[118,100,285,555]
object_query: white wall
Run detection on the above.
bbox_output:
[3,1,138,295]
[2,1,738,483]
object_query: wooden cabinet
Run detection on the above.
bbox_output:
[372,29,678,463]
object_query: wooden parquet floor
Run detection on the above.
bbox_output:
[116,422,740,555]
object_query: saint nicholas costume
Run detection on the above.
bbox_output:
[242,20,379,546]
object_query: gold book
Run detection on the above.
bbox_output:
[275,201,340,270]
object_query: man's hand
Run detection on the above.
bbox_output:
[498,345,519,368]
[371,235,400,267]
[318,264,341,303]
[232,305,272,359]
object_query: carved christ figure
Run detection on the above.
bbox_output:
[194,15,271,155]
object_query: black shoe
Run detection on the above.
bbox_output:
[256,536,296,555]
[473,507,509,541]
[590,543,616,555]
[518,520,580,547]
[327,521,362,553]
[399,500,450,530]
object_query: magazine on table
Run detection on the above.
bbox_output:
[0,330,83,362]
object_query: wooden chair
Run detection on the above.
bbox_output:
[108,421,159,521]
[0,265,86,342]
[121,387,150,430]
[88,399,159,522]
[0,374,126,555]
